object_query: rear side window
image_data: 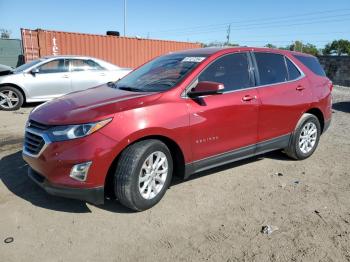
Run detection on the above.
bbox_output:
[293,55,326,77]
[198,53,253,92]
[254,53,288,85]
[286,58,301,80]
[69,59,103,72]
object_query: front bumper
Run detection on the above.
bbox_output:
[28,167,104,205]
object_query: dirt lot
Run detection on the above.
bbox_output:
[0,87,349,262]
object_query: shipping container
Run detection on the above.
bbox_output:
[0,38,24,67]
[21,29,202,68]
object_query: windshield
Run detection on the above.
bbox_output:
[14,59,44,73]
[115,54,208,92]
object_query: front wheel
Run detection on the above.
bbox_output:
[0,86,24,111]
[285,113,321,160]
[114,139,173,211]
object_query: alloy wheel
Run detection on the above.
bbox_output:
[0,90,19,109]
[299,122,317,154]
[139,151,168,200]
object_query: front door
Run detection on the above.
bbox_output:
[187,52,259,169]
[23,58,71,101]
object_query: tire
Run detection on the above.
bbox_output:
[285,113,321,160]
[114,139,173,211]
[0,86,24,111]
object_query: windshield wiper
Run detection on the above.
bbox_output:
[118,86,145,92]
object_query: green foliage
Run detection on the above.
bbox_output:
[201,39,350,57]
[286,41,319,56]
[0,29,11,39]
[323,39,350,56]
[203,41,239,47]
[265,43,277,49]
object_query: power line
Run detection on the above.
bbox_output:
[147,8,350,35]
[161,17,350,37]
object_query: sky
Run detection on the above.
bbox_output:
[1,0,350,48]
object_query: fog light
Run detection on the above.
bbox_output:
[70,161,92,182]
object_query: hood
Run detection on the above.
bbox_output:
[0,70,13,76]
[30,84,161,125]
[0,64,15,76]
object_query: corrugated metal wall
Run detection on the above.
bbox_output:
[21,29,202,68]
[0,39,24,67]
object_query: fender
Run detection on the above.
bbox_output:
[105,126,191,165]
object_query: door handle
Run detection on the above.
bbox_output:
[242,95,256,102]
[296,85,305,91]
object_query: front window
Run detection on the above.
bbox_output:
[198,53,253,92]
[14,59,44,73]
[37,59,68,74]
[115,54,208,92]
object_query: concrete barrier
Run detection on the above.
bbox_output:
[318,56,350,87]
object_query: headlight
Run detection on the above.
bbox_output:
[47,118,112,142]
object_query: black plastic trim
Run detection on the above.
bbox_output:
[323,119,331,133]
[185,134,291,178]
[28,167,104,205]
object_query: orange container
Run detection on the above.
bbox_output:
[21,28,202,68]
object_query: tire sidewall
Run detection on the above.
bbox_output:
[0,86,24,111]
[294,115,321,159]
[128,141,173,210]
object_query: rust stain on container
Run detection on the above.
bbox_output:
[21,28,202,68]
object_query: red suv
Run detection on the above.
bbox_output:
[23,47,332,211]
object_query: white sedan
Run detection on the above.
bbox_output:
[0,56,132,110]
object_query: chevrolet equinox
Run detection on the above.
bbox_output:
[23,47,332,211]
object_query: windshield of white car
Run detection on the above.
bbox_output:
[115,54,208,92]
[14,59,44,73]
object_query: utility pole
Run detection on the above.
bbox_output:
[124,0,127,36]
[226,24,231,46]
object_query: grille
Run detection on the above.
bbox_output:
[24,130,45,155]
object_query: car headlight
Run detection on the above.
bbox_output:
[47,118,112,142]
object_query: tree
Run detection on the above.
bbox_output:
[288,41,303,52]
[300,43,319,56]
[0,29,11,39]
[287,41,319,56]
[265,43,277,49]
[323,39,350,56]
[203,41,239,47]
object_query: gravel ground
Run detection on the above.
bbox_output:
[0,87,349,262]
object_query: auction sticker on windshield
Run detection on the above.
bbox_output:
[182,57,206,63]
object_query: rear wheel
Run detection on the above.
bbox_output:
[285,113,321,160]
[114,139,173,211]
[0,86,24,111]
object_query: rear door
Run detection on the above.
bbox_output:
[69,59,110,91]
[253,52,312,145]
[187,52,259,167]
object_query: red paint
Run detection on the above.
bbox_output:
[23,47,332,191]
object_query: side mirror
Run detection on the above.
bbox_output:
[31,68,40,75]
[188,81,224,97]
